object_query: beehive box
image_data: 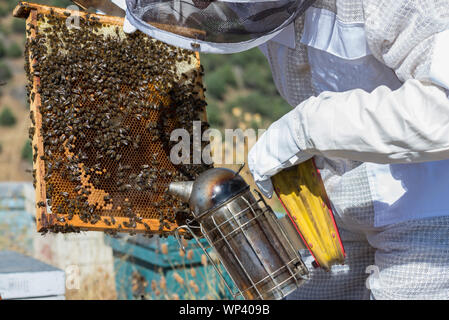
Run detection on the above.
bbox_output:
[0,251,65,300]
[14,2,211,236]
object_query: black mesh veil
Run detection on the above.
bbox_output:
[125,0,316,53]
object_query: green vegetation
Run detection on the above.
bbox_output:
[206,101,224,128]
[242,62,278,96]
[48,0,73,8]
[21,140,33,164]
[5,0,21,12]
[6,42,22,58]
[0,42,5,58]
[0,143,2,154]
[201,48,291,131]
[225,94,290,120]
[0,62,12,82]
[0,107,16,127]
[204,65,237,100]
[0,23,10,36]
[11,19,25,34]
[0,6,8,18]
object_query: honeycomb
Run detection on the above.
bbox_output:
[15,2,211,236]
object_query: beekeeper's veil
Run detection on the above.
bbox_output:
[125,0,316,53]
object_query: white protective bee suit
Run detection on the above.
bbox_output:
[122,0,449,299]
[252,0,449,300]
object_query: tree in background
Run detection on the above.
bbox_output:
[21,140,33,164]
[0,5,8,18]
[0,62,12,82]
[0,42,5,58]
[6,42,22,58]
[204,65,237,100]
[11,18,25,34]
[206,100,224,129]
[0,107,17,127]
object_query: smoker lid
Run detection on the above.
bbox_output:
[190,168,249,217]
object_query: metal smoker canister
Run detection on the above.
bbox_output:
[169,168,309,300]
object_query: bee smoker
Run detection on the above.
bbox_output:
[169,167,309,300]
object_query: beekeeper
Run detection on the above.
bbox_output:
[120,0,449,299]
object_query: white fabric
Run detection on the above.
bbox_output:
[301,6,371,60]
[429,29,449,92]
[269,23,296,49]
[254,2,449,227]
[248,112,313,197]
[111,0,127,10]
[286,215,449,300]
[123,14,137,33]
[254,0,449,299]
[255,0,449,298]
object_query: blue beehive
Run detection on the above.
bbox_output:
[105,234,237,300]
[0,183,36,255]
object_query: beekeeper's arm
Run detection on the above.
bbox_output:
[249,0,449,197]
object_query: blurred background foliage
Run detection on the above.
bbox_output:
[0,106,16,126]
[201,49,291,132]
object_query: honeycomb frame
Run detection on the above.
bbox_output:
[14,2,209,235]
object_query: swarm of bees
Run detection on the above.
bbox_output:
[24,8,212,236]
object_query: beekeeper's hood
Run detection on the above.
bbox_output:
[124,0,316,53]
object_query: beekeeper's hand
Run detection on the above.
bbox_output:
[248,110,313,198]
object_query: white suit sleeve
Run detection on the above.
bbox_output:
[293,0,449,164]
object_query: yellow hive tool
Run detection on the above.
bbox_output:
[272,159,345,271]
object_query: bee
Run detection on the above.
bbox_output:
[190,42,201,50]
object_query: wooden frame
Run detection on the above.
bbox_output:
[14,2,206,235]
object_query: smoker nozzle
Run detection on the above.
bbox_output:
[168,181,194,203]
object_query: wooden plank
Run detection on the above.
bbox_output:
[27,10,50,232]
[14,1,125,25]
